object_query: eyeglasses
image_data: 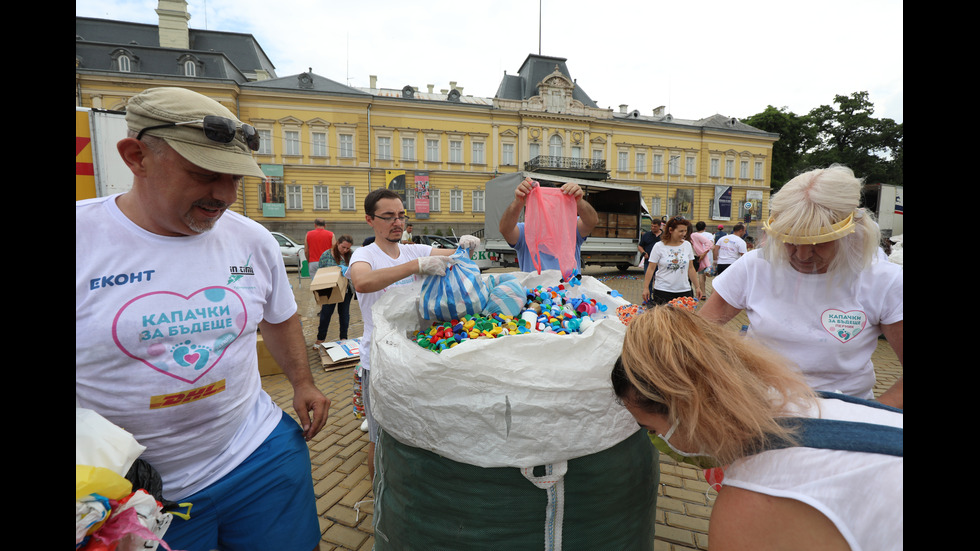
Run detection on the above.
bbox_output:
[136,115,260,151]
[371,214,410,223]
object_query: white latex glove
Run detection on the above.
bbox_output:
[418,255,454,276]
[457,234,480,251]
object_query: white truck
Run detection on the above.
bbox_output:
[482,172,650,271]
[76,107,131,200]
[861,183,904,238]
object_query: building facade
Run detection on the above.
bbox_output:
[76,1,778,245]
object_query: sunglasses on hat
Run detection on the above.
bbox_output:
[136,115,260,151]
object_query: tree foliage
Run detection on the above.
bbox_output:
[742,92,903,190]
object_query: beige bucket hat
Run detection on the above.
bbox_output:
[124,87,266,179]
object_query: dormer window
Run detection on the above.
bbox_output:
[110,49,138,72]
[184,59,196,77]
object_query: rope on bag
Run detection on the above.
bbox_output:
[521,461,568,551]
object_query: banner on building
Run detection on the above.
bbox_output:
[387,170,406,203]
[414,172,430,219]
[713,185,732,220]
[261,164,285,217]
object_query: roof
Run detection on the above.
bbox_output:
[246,72,371,96]
[494,54,598,108]
[75,17,276,83]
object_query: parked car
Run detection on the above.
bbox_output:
[271,231,304,267]
[416,235,460,249]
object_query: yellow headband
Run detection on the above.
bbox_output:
[764,211,856,245]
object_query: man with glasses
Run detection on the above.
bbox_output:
[76,87,328,550]
[348,188,478,482]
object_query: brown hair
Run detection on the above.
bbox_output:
[332,234,354,265]
[616,306,816,465]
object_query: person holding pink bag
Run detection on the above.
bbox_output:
[498,177,598,278]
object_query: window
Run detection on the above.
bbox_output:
[184,60,197,77]
[502,143,515,165]
[258,129,273,155]
[377,136,392,160]
[710,158,720,177]
[740,160,749,179]
[339,134,354,158]
[472,142,485,164]
[755,161,764,180]
[449,140,463,163]
[341,186,356,210]
[686,156,696,176]
[571,146,581,159]
[286,184,302,209]
[649,196,662,217]
[285,131,300,156]
[429,189,441,211]
[426,139,440,162]
[529,142,540,160]
[314,185,329,210]
[118,55,131,72]
[312,132,327,157]
[653,154,663,174]
[402,137,415,161]
[618,151,629,172]
[592,148,604,161]
[472,190,485,212]
[450,189,463,212]
[549,134,563,157]
[669,156,680,176]
[635,152,646,173]
[725,159,734,178]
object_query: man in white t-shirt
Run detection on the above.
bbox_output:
[76,87,328,551]
[713,223,748,274]
[348,188,477,481]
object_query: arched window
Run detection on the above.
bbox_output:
[118,55,131,72]
[549,134,563,157]
[184,59,196,77]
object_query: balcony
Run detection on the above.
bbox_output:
[523,155,610,181]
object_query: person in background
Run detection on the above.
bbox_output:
[712,223,747,275]
[641,217,703,305]
[401,223,414,244]
[305,218,334,280]
[699,164,903,408]
[690,221,715,297]
[499,177,598,273]
[76,87,327,550]
[315,235,355,344]
[637,219,662,297]
[614,306,902,551]
[714,224,727,244]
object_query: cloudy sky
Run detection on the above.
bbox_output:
[77,0,903,123]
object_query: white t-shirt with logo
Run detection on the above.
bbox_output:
[712,249,903,399]
[349,243,433,370]
[716,233,747,265]
[76,194,294,501]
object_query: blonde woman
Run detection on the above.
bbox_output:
[614,306,902,551]
[699,165,903,408]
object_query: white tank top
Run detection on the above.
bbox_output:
[722,398,903,551]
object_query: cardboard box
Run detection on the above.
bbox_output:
[311,266,348,305]
[256,333,283,376]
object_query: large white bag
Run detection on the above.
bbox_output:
[370,270,640,468]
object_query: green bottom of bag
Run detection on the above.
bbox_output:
[374,428,659,550]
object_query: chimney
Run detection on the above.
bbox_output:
[156,0,190,49]
[619,104,628,114]
[653,105,665,117]
[427,84,434,93]
[369,75,377,89]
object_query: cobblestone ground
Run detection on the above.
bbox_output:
[263,264,902,550]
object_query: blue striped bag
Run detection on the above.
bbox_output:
[419,248,489,321]
[482,273,527,317]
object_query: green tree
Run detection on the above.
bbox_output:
[741,106,812,190]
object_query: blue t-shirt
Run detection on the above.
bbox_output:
[510,222,585,272]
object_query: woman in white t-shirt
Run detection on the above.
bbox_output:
[700,165,903,409]
[614,306,902,551]
[642,217,703,305]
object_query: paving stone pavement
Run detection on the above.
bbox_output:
[263,264,902,551]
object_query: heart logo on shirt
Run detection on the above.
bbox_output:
[820,309,867,343]
[111,287,248,384]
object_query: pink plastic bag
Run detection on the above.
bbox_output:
[524,184,578,278]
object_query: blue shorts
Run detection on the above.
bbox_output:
[163,411,320,551]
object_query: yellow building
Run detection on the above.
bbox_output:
[76,1,777,245]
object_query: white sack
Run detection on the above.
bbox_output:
[76,407,146,476]
[370,270,640,468]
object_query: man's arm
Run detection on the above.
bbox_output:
[499,178,535,245]
[257,314,329,441]
[348,247,454,294]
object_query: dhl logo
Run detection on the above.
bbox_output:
[150,379,226,409]
[76,136,94,176]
